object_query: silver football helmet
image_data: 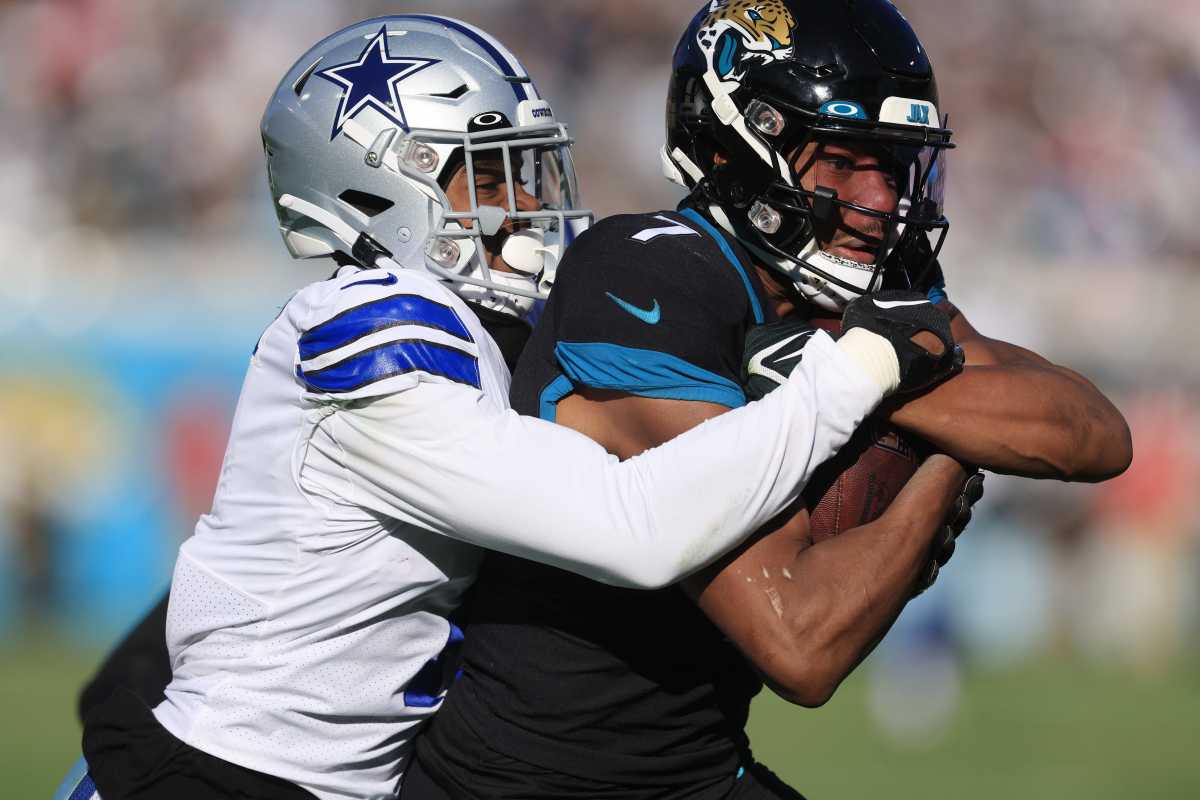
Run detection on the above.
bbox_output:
[261,15,591,317]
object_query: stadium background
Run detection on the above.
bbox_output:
[1,0,1198,797]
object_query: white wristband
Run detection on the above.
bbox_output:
[836,327,900,396]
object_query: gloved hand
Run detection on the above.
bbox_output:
[913,470,985,596]
[841,290,963,395]
[741,318,822,401]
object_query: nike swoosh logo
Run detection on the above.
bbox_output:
[747,331,814,383]
[606,292,661,325]
[872,298,929,309]
[342,273,398,290]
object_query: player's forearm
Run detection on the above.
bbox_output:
[750,455,965,706]
[322,332,884,590]
[887,362,1131,481]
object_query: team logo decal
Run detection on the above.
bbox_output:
[695,0,797,81]
[316,26,440,140]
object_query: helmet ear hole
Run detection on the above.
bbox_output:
[337,190,394,218]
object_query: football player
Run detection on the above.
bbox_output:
[406,2,1131,799]
[72,14,958,800]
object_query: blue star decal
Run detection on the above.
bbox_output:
[316,26,440,140]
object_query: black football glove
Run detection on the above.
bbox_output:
[913,470,985,597]
[842,290,963,395]
[741,319,822,401]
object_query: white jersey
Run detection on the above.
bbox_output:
[154,267,504,799]
[152,265,888,800]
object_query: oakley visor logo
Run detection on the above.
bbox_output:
[819,100,868,120]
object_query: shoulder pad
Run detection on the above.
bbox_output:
[297,269,482,399]
[584,211,705,248]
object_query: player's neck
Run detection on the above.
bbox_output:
[751,263,839,328]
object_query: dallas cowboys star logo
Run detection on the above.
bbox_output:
[316,26,440,140]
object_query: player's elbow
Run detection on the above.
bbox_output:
[1059,407,1134,483]
[600,554,680,590]
[753,627,850,708]
[1085,412,1133,482]
[762,654,844,708]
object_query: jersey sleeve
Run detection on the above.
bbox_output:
[311,330,887,590]
[541,214,755,409]
[295,269,482,402]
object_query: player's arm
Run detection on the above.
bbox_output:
[884,302,1132,482]
[312,329,881,591]
[683,459,963,707]
[562,388,966,707]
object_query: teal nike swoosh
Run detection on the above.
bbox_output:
[606,292,661,325]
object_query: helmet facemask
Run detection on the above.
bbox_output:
[395,119,589,318]
[698,97,953,312]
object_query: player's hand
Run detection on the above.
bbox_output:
[842,290,963,394]
[740,318,822,401]
[912,469,984,597]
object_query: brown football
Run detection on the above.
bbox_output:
[800,315,923,541]
[802,420,924,542]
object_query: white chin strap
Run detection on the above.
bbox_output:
[458,270,540,319]
[280,193,556,320]
[706,204,883,314]
[448,224,558,319]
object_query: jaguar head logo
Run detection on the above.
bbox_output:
[696,0,796,80]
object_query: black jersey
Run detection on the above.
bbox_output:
[414,208,777,799]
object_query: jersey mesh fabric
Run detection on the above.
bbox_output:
[416,210,776,798]
[151,267,506,800]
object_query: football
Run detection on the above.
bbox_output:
[802,420,924,542]
[801,315,923,541]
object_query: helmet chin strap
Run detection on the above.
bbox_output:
[707,203,882,314]
[461,270,540,319]
[282,192,556,319]
[279,193,406,274]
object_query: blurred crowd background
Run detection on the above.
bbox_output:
[1,0,1198,797]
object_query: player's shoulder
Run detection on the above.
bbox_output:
[292,267,479,346]
[292,267,488,399]
[571,210,719,256]
[558,209,746,291]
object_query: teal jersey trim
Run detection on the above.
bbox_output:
[678,208,765,325]
[553,341,746,411]
[538,374,574,421]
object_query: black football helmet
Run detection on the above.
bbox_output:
[664,0,953,311]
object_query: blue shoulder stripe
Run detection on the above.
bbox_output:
[678,208,764,325]
[300,294,473,362]
[299,339,481,392]
[554,341,746,409]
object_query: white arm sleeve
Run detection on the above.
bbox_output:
[312,331,882,589]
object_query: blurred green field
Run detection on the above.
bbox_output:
[3,636,1198,799]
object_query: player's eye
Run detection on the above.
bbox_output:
[820,155,854,173]
[476,176,505,193]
